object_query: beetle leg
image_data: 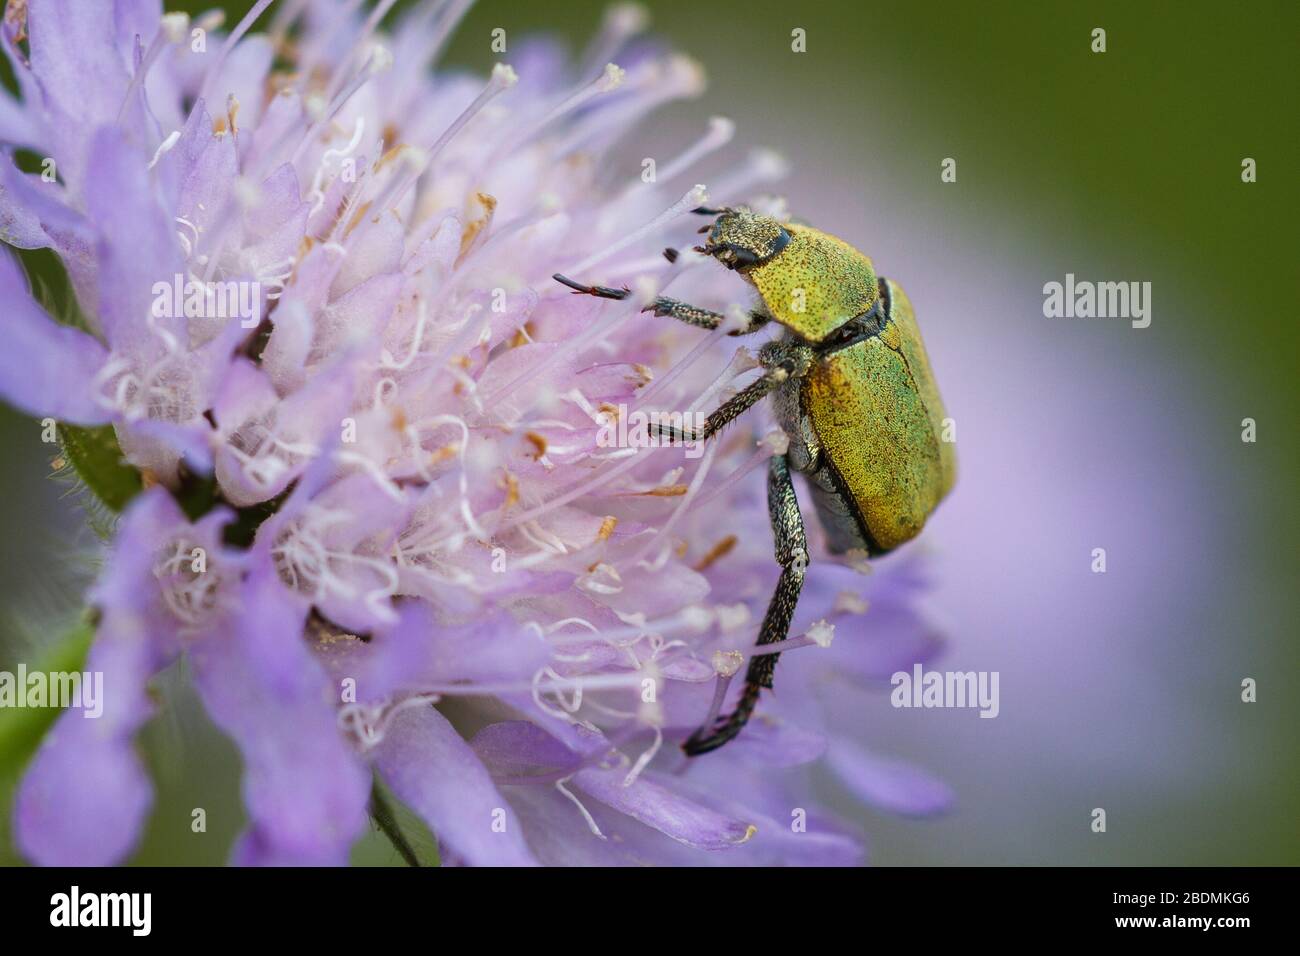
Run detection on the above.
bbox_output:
[553,275,768,334]
[684,454,807,755]
[644,297,770,335]
[650,364,786,444]
[643,296,726,330]
[651,341,807,445]
[552,273,632,300]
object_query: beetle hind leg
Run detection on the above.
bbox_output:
[650,364,786,445]
[683,454,808,756]
[650,341,810,447]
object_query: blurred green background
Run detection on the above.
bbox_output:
[1,0,1295,865]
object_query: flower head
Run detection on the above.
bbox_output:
[2,0,949,866]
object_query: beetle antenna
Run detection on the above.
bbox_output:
[662,247,679,263]
[552,273,631,300]
[690,205,729,216]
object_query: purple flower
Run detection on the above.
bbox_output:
[2,0,950,866]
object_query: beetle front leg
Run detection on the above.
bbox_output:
[552,274,769,334]
[684,454,808,755]
[552,273,633,301]
[644,297,771,335]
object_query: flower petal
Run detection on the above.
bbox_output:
[0,160,98,309]
[82,126,184,356]
[825,741,955,818]
[470,720,581,778]
[725,716,827,769]
[836,599,946,683]
[13,488,186,865]
[0,251,110,423]
[316,604,552,704]
[574,767,758,850]
[371,704,538,866]
[27,0,131,192]
[189,553,370,865]
[0,166,53,248]
[0,86,40,149]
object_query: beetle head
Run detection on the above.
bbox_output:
[694,208,791,272]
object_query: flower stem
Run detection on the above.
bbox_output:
[369,777,423,868]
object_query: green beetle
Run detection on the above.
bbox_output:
[554,206,955,755]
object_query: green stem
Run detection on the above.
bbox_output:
[0,618,95,779]
[369,778,422,867]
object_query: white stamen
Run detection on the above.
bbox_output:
[629,440,718,569]
[268,0,311,53]
[695,671,735,736]
[711,649,744,678]
[428,62,517,163]
[306,116,367,218]
[174,215,199,240]
[118,14,191,122]
[497,62,625,156]
[564,184,708,277]
[332,450,407,503]
[622,725,662,787]
[404,414,486,539]
[648,116,734,187]
[490,439,645,535]
[161,12,191,44]
[195,10,226,31]
[414,0,476,71]
[833,591,869,615]
[368,44,395,76]
[691,434,781,513]
[379,299,428,370]
[272,505,401,621]
[632,322,727,410]
[198,0,277,109]
[293,46,392,165]
[147,130,182,170]
[155,538,226,627]
[556,778,606,839]
[322,0,401,102]
[707,148,790,205]
[806,619,835,648]
[532,665,583,719]
[716,604,751,632]
[680,606,714,633]
[581,3,649,79]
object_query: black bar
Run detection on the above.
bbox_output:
[0,866,1285,939]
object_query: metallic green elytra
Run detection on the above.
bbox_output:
[553,205,955,755]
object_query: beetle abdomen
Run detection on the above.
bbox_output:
[802,279,955,553]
